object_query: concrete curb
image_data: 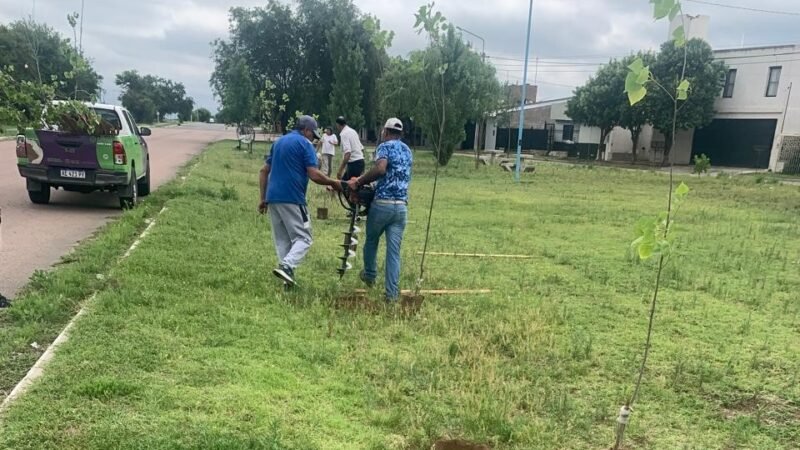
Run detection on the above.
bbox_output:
[0,206,168,416]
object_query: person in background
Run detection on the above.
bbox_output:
[335,116,365,181]
[259,115,342,287]
[320,127,338,176]
[347,118,412,302]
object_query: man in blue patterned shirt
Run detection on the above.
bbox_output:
[347,118,413,302]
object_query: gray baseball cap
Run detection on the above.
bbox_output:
[295,115,321,139]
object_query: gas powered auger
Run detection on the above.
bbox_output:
[336,178,374,279]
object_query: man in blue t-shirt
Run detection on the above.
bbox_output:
[259,115,341,286]
[347,118,413,302]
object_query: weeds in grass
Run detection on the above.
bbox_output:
[1,143,798,449]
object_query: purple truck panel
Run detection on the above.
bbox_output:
[35,130,99,169]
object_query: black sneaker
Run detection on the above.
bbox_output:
[359,270,375,288]
[0,293,10,308]
[273,265,296,286]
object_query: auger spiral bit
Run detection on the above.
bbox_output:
[337,201,361,279]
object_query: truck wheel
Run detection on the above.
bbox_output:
[119,168,138,210]
[28,184,51,205]
[138,159,151,197]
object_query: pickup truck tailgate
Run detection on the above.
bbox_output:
[35,130,99,169]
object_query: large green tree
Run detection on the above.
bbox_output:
[194,108,212,123]
[0,20,101,101]
[646,39,726,164]
[115,71,194,123]
[220,57,255,127]
[211,2,303,129]
[566,59,626,160]
[327,20,365,130]
[211,0,391,131]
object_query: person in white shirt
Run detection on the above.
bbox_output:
[319,127,338,176]
[335,116,365,180]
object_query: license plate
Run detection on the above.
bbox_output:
[60,169,86,179]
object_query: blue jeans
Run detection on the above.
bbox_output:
[363,202,407,301]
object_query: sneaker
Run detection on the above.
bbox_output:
[359,270,375,288]
[273,265,296,286]
[0,293,10,308]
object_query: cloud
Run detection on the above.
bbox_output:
[1,0,798,111]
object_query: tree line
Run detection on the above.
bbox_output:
[211,0,501,165]
[0,17,196,130]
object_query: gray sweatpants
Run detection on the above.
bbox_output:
[269,203,313,269]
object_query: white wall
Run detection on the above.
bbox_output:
[607,126,656,161]
[671,129,695,165]
[577,126,601,144]
[714,45,799,170]
[485,118,498,150]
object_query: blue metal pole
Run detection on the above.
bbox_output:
[515,0,534,182]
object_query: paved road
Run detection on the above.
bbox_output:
[0,123,235,297]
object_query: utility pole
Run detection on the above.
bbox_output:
[456,25,488,162]
[455,26,486,63]
[79,0,85,53]
[515,0,533,182]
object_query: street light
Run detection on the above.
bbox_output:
[515,0,534,182]
[456,25,487,160]
[455,26,485,62]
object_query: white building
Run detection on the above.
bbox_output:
[484,98,602,157]
[486,15,800,172]
[606,42,799,170]
[607,15,799,170]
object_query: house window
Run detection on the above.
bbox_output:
[723,69,737,98]
[766,66,782,97]
[562,124,574,141]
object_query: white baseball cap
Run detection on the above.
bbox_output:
[383,118,403,132]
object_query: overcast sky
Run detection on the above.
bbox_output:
[1,0,798,112]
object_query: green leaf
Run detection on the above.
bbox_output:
[627,86,647,106]
[632,217,658,260]
[653,0,676,20]
[625,71,641,93]
[413,6,426,29]
[638,240,655,259]
[677,79,690,100]
[654,239,672,257]
[675,181,690,198]
[627,58,645,73]
[636,67,650,84]
[668,3,681,21]
[672,25,686,47]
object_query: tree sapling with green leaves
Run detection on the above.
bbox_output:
[693,153,711,176]
[615,1,700,448]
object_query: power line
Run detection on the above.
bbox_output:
[496,68,597,73]
[685,0,800,16]
[489,59,603,67]
[486,53,628,62]
[503,74,577,89]
[721,57,800,66]
[714,50,800,60]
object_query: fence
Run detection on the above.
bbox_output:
[778,135,800,174]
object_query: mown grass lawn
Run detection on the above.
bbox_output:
[1,141,799,449]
